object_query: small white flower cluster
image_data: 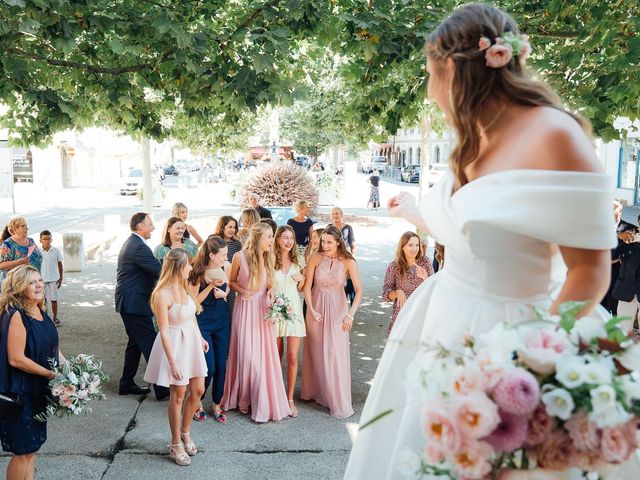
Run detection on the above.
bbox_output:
[265,293,297,324]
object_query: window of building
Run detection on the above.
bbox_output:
[435,146,441,163]
[408,147,413,164]
[417,147,421,163]
[619,138,640,190]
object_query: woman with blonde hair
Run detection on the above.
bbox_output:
[222,223,290,422]
[304,227,325,265]
[273,225,306,416]
[237,208,260,245]
[0,265,59,480]
[171,202,203,246]
[154,217,198,262]
[0,217,42,284]
[143,249,208,466]
[382,231,434,333]
[287,200,315,257]
[345,3,625,477]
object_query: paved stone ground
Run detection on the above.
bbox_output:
[0,172,419,479]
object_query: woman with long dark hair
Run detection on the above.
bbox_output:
[214,216,242,322]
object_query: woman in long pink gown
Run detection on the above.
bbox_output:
[222,222,291,422]
[301,225,363,419]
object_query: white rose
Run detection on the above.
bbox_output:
[555,359,587,389]
[541,387,575,420]
[396,447,422,477]
[477,323,521,365]
[67,371,79,384]
[570,316,607,344]
[81,372,91,382]
[617,343,640,373]
[589,401,631,428]
[77,389,88,400]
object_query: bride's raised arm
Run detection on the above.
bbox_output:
[387,192,430,235]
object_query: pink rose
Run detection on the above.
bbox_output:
[421,407,461,452]
[485,43,513,68]
[77,389,88,401]
[492,368,540,415]
[276,297,285,306]
[286,306,294,314]
[453,363,487,395]
[59,395,73,408]
[448,439,494,480]
[63,384,77,396]
[518,35,532,64]
[524,404,554,447]
[478,36,491,51]
[423,443,446,464]
[479,358,505,391]
[537,430,575,470]
[483,409,528,453]
[601,423,634,463]
[517,329,574,374]
[51,384,65,397]
[575,449,605,472]
[565,411,600,451]
[452,391,501,439]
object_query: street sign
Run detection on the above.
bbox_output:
[67,147,76,157]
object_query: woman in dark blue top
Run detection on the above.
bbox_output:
[287,200,314,257]
[0,265,59,479]
[188,236,230,423]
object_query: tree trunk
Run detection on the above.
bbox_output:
[141,138,153,213]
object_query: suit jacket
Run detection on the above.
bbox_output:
[115,234,161,317]
[612,240,640,302]
[255,205,272,219]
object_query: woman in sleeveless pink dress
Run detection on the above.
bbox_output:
[222,222,291,422]
[143,249,208,467]
[302,225,363,419]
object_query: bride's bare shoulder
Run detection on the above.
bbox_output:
[520,107,601,174]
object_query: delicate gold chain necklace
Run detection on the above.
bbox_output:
[480,104,506,137]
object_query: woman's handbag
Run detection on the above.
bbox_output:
[0,391,23,419]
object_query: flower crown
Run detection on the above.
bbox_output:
[478,32,531,68]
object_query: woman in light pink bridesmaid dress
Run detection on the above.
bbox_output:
[222,222,291,422]
[301,225,363,419]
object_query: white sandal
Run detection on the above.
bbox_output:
[168,443,191,466]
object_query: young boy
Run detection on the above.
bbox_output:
[39,230,64,327]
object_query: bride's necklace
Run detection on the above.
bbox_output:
[480,104,506,137]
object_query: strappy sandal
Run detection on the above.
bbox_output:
[180,432,197,456]
[239,405,250,415]
[288,400,299,418]
[211,408,227,423]
[193,407,206,422]
[168,443,191,466]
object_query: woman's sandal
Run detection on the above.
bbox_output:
[168,443,191,466]
[180,432,197,456]
[288,400,299,418]
[239,405,250,415]
[193,407,207,422]
[212,408,227,423]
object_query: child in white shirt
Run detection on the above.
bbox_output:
[39,230,64,327]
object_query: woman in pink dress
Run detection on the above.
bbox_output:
[143,248,209,466]
[301,225,363,419]
[222,222,291,422]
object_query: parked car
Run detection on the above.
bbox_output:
[362,156,388,174]
[176,159,199,172]
[120,169,143,195]
[295,156,310,169]
[428,163,449,186]
[163,165,179,176]
[400,165,420,183]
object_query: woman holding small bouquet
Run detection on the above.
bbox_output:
[345,3,638,479]
[143,248,208,466]
[273,225,306,417]
[0,265,59,480]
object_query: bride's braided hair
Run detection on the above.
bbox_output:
[426,3,590,188]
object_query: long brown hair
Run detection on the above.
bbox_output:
[150,248,201,314]
[214,216,238,240]
[189,235,227,286]
[394,231,424,279]
[426,3,590,187]
[274,225,301,271]
[161,217,185,247]
[322,225,354,262]
[243,222,274,291]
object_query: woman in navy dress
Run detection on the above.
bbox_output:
[0,265,59,480]
[189,236,230,423]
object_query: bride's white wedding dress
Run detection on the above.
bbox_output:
[344,169,636,479]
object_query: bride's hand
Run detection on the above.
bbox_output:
[387,192,417,219]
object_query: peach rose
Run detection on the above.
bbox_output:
[453,363,487,395]
[574,448,605,472]
[452,391,501,439]
[601,423,634,463]
[564,411,600,451]
[448,439,494,480]
[421,407,461,452]
[536,430,575,470]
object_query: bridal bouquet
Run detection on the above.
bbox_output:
[398,302,640,479]
[36,354,109,421]
[265,293,297,323]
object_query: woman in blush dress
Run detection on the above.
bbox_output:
[301,225,363,419]
[382,231,434,333]
[143,249,208,466]
[273,225,306,417]
[222,223,291,422]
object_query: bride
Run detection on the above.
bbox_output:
[344,3,626,479]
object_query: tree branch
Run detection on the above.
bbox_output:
[219,0,280,50]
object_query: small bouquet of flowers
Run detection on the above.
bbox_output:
[265,293,297,323]
[397,302,640,479]
[36,353,109,421]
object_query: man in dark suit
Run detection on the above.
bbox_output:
[115,212,169,399]
[249,193,272,219]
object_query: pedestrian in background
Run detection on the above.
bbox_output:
[287,200,315,257]
[0,217,42,285]
[0,265,59,480]
[214,215,242,322]
[248,193,272,219]
[301,226,362,419]
[188,236,230,424]
[367,169,381,210]
[171,202,203,246]
[612,213,640,333]
[38,230,64,327]
[154,217,198,262]
[116,212,168,400]
[223,223,291,422]
[328,207,356,305]
[144,249,208,466]
[237,208,260,245]
[382,231,433,333]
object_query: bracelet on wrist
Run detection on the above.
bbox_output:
[345,314,354,321]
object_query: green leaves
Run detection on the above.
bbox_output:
[558,301,589,332]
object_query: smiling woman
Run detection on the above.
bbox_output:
[153,217,198,262]
[0,217,42,285]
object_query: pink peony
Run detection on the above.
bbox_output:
[524,404,554,447]
[452,391,501,440]
[536,430,575,470]
[485,43,513,68]
[565,411,600,451]
[448,439,494,480]
[51,384,65,397]
[478,36,491,51]
[276,297,284,306]
[483,409,528,453]
[601,423,635,463]
[517,329,574,374]
[63,384,76,396]
[421,407,461,452]
[575,449,605,472]
[59,395,73,407]
[453,363,487,395]
[492,368,540,415]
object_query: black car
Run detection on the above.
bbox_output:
[400,165,420,183]
[163,165,179,176]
